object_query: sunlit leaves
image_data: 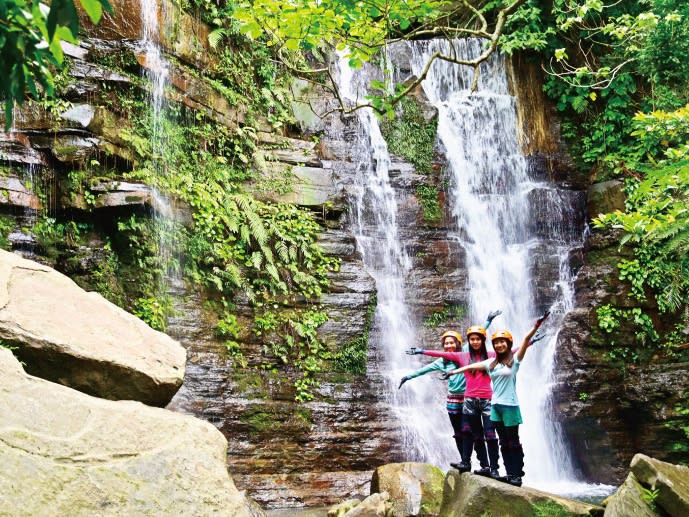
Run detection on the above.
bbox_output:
[1,0,112,129]
[233,0,450,67]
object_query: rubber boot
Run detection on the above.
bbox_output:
[486,439,500,471]
[450,461,471,473]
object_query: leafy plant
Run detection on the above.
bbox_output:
[640,486,659,511]
[0,0,112,129]
[415,184,442,222]
[424,304,466,328]
[380,97,438,174]
[0,215,16,250]
[132,296,173,331]
[532,499,571,517]
[332,295,376,375]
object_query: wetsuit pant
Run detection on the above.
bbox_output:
[463,397,499,469]
[495,422,524,477]
[448,409,472,463]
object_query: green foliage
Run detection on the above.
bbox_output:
[332,295,376,375]
[115,214,170,298]
[0,0,112,129]
[578,391,589,402]
[640,486,660,511]
[498,0,556,54]
[380,98,438,174]
[424,304,466,328]
[594,160,689,346]
[132,296,173,331]
[531,500,572,517]
[596,304,658,360]
[253,307,330,401]
[0,215,16,250]
[596,304,621,334]
[415,185,442,223]
[380,97,437,174]
[90,241,126,306]
[32,217,88,258]
[239,407,277,434]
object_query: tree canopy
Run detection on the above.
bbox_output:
[233,0,537,113]
[0,0,112,129]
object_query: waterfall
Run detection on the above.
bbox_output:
[405,38,610,495]
[336,55,459,465]
[140,0,182,302]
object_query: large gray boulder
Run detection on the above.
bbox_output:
[630,453,689,517]
[0,250,185,406]
[370,462,444,516]
[603,473,660,517]
[0,348,262,517]
[439,471,604,517]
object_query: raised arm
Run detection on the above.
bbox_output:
[516,311,550,362]
[483,309,502,331]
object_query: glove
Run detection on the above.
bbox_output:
[405,347,424,355]
[440,371,453,380]
[486,309,502,323]
[398,376,410,389]
[536,311,550,326]
[529,331,546,346]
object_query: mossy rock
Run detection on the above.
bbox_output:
[371,462,445,516]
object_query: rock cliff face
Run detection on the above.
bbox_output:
[552,224,689,482]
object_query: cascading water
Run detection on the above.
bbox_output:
[336,55,460,465]
[140,0,183,301]
[406,38,611,495]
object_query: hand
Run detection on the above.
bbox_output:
[440,371,453,380]
[405,347,424,355]
[398,376,410,389]
[535,311,550,327]
[529,331,546,346]
[486,309,502,322]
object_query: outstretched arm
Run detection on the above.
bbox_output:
[517,311,550,361]
[442,361,486,379]
[399,359,444,388]
[407,348,464,363]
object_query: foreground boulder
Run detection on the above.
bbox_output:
[440,470,604,517]
[328,492,392,517]
[0,250,185,406]
[0,349,262,516]
[371,462,444,516]
[603,473,659,517]
[629,454,689,517]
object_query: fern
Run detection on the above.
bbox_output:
[266,263,280,282]
[250,251,263,270]
[224,263,243,288]
[208,27,227,48]
[240,223,251,244]
[246,209,268,246]
[276,240,289,262]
